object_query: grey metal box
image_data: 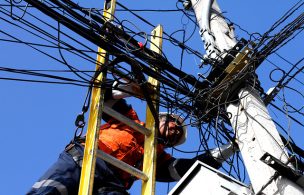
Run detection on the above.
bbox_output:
[169,161,252,195]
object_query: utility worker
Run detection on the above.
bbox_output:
[27,80,236,195]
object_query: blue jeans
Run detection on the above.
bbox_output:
[27,142,128,195]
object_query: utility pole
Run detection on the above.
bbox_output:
[189,0,236,62]
[188,0,304,194]
[227,88,304,194]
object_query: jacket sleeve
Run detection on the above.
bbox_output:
[156,152,221,182]
[102,78,153,121]
[102,79,133,122]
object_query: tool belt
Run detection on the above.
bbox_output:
[64,140,84,167]
[64,140,129,194]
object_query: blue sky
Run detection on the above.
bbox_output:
[1,0,303,194]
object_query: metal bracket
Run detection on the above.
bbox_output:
[204,38,248,85]
[260,152,304,188]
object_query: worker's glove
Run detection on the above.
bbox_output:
[196,142,239,169]
[112,80,138,99]
[112,79,155,99]
[209,142,239,164]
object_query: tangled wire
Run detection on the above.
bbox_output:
[1,0,304,189]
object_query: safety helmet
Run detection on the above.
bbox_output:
[158,112,187,146]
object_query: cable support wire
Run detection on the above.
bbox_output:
[2,1,205,94]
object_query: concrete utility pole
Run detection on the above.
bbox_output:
[189,0,236,61]
[227,88,304,194]
[189,0,304,194]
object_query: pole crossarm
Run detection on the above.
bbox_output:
[260,153,304,189]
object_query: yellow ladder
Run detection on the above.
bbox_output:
[78,0,163,194]
[142,25,163,195]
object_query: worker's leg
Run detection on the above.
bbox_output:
[27,142,128,195]
[26,146,81,195]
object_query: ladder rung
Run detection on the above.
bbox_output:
[96,149,148,181]
[103,105,151,136]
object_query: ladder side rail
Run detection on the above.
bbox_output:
[78,1,116,194]
[141,25,163,195]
